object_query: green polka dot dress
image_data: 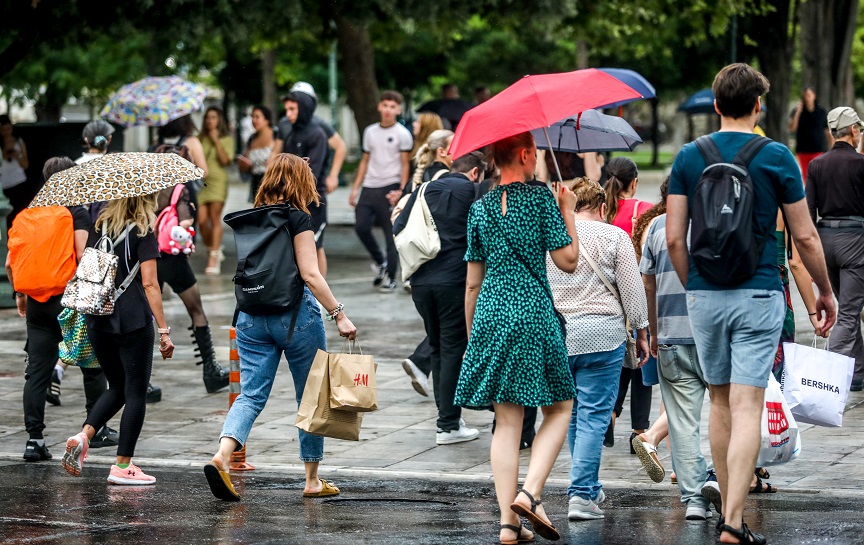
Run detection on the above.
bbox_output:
[455,182,577,410]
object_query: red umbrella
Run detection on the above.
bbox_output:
[448,68,642,159]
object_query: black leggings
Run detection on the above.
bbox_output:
[84,326,154,457]
[614,367,652,430]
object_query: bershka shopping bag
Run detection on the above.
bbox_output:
[329,340,378,413]
[757,374,801,466]
[295,349,362,441]
[782,340,854,427]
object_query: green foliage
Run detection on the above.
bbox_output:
[852,1,864,98]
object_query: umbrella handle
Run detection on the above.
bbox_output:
[542,127,565,186]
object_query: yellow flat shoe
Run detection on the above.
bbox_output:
[204,463,241,501]
[303,478,340,497]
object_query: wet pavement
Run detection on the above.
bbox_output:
[2,179,864,543]
[2,461,864,545]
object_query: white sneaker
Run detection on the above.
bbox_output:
[568,496,605,520]
[401,359,429,397]
[436,425,479,445]
[701,477,722,514]
[685,503,712,521]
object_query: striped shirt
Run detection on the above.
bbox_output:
[547,220,649,355]
[639,215,695,345]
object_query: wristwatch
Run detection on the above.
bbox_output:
[157,327,171,336]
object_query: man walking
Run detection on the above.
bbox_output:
[666,63,835,544]
[392,151,486,444]
[806,106,864,391]
[349,90,413,292]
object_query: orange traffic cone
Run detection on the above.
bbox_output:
[228,327,254,471]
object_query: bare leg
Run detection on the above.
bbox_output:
[206,201,225,270]
[720,384,764,543]
[177,284,208,327]
[198,203,213,250]
[492,403,534,544]
[304,462,322,493]
[640,404,669,447]
[211,436,240,472]
[514,400,573,523]
[708,384,731,519]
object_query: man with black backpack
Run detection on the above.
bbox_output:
[666,63,836,545]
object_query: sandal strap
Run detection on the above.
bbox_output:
[719,522,765,544]
[500,524,522,533]
[517,489,541,511]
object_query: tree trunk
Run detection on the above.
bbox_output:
[333,15,380,136]
[754,0,796,144]
[260,48,277,117]
[800,0,858,107]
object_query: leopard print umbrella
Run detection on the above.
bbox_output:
[29,152,205,208]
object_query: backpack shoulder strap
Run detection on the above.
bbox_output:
[733,135,772,168]
[694,135,724,166]
[170,184,185,206]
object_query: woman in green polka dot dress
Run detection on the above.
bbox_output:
[457,132,580,543]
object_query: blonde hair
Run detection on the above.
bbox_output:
[96,194,158,239]
[255,153,320,214]
[412,113,444,157]
[411,129,453,187]
[566,177,606,213]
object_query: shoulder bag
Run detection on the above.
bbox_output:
[394,182,441,281]
[578,240,640,369]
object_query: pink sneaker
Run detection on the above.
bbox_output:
[62,432,89,477]
[107,464,156,485]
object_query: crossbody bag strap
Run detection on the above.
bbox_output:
[109,224,140,302]
[578,239,632,331]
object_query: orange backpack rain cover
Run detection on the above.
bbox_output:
[8,206,77,302]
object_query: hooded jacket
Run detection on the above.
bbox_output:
[283,92,328,192]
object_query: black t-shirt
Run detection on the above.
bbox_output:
[793,105,829,153]
[68,206,91,231]
[285,206,314,237]
[85,226,160,334]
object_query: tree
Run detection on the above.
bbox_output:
[799,0,859,108]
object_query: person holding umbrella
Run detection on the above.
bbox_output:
[457,132,579,543]
[29,152,201,485]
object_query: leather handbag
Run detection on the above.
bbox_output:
[578,241,639,369]
[61,225,140,316]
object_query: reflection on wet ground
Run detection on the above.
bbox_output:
[2,462,863,544]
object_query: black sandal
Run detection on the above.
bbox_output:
[500,523,534,544]
[755,467,770,480]
[749,476,777,494]
[718,522,767,544]
[510,489,560,541]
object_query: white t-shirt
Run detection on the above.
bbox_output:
[0,140,27,189]
[75,152,104,164]
[361,122,413,188]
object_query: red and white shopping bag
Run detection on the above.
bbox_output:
[757,374,801,466]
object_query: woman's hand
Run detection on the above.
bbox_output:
[16,294,26,318]
[555,182,577,212]
[336,313,357,340]
[809,313,828,338]
[159,334,175,359]
[236,154,251,172]
[636,328,650,367]
[208,128,220,143]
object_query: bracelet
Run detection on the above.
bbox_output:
[325,302,344,321]
[158,327,171,335]
[808,312,817,316]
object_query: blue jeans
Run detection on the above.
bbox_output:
[687,289,784,388]
[567,343,625,500]
[657,344,709,509]
[221,288,326,462]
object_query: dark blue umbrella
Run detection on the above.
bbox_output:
[678,89,716,114]
[531,110,643,154]
[597,68,656,109]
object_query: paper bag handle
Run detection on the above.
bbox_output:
[341,338,364,355]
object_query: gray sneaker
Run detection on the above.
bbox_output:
[436,425,479,445]
[685,502,713,521]
[568,496,604,520]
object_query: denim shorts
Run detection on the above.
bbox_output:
[686,289,785,388]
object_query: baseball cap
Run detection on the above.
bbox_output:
[290,81,317,100]
[827,106,863,131]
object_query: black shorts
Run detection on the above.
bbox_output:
[310,197,327,250]
[157,253,197,294]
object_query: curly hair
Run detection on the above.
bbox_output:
[254,153,320,214]
[632,176,670,259]
[565,176,606,212]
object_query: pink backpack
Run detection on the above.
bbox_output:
[155,185,186,254]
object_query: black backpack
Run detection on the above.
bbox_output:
[223,204,304,317]
[690,135,771,285]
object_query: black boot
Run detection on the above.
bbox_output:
[192,325,229,393]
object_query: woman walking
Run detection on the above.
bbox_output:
[76,120,114,164]
[198,106,235,275]
[237,105,275,202]
[203,154,357,502]
[602,157,654,450]
[457,132,579,543]
[409,129,453,189]
[548,177,649,519]
[61,194,175,484]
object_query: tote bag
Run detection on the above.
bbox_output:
[394,183,440,282]
[782,340,854,427]
[757,374,801,466]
